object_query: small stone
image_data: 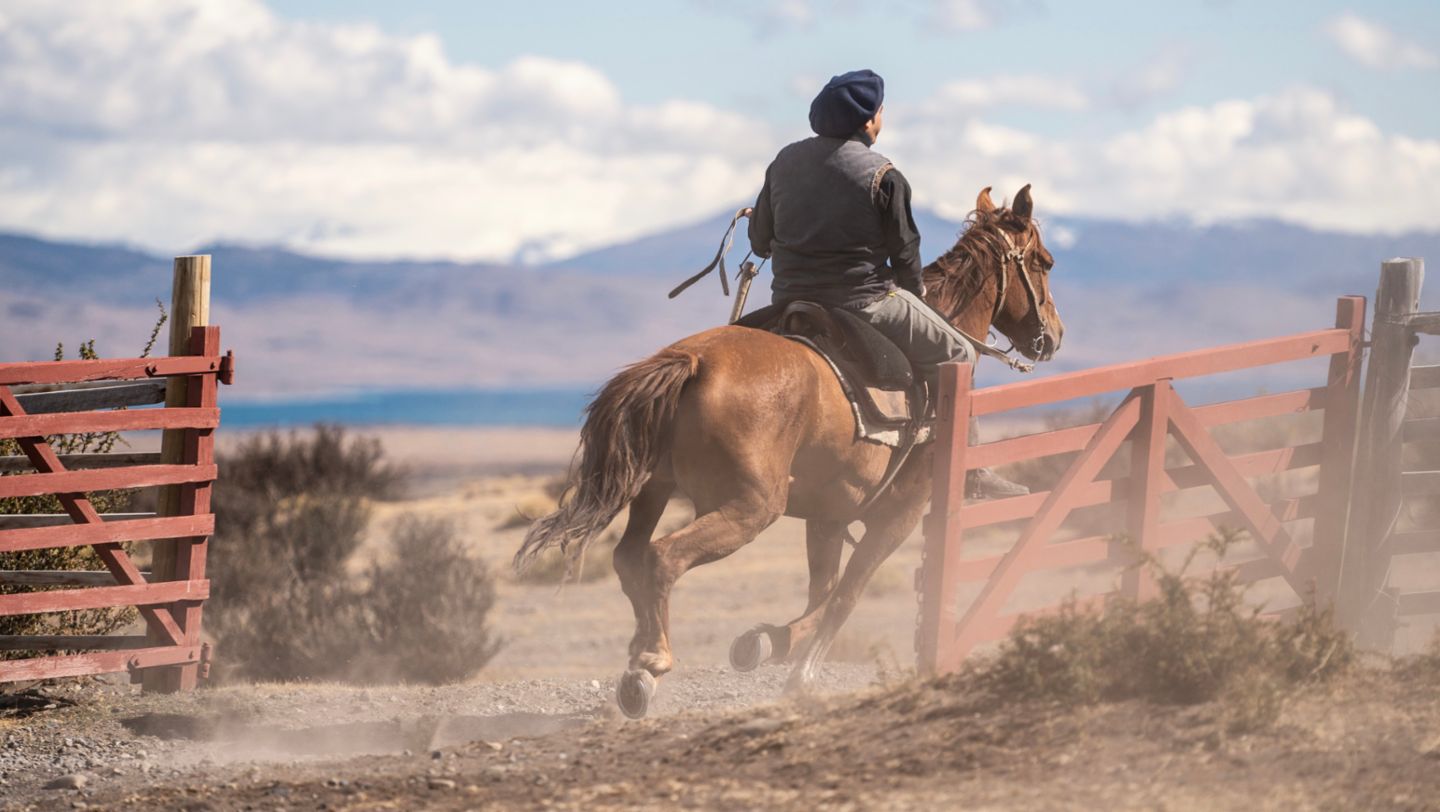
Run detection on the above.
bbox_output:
[1419,735,1440,759]
[428,778,457,790]
[736,718,787,736]
[482,741,503,751]
[45,774,88,790]
[590,680,601,690]
[431,750,444,760]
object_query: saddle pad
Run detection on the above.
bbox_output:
[782,335,932,448]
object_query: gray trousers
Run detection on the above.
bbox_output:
[855,290,1008,485]
[852,289,976,385]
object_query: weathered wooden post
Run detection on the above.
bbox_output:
[143,255,211,692]
[1310,296,1367,605]
[917,361,972,674]
[1342,258,1423,648]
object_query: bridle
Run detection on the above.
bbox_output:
[987,225,1054,360]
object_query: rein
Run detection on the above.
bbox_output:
[668,208,750,299]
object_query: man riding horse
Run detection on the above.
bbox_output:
[516,69,1064,718]
[747,69,1027,499]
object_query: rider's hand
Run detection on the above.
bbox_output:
[740,207,754,218]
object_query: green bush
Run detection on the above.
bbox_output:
[974,529,1352,730]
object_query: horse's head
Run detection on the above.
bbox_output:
[979,184,1064,361]
[924,184,1065,363]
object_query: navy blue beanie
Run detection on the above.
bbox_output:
[809,70,884,138]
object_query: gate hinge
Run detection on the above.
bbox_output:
[218,351,236,386]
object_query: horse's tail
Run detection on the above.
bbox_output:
[513,348,699,576]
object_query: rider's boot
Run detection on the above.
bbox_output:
[966,467,1030,500]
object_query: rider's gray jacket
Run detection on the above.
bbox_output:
[748,133,923,308]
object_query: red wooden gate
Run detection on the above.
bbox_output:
[919,297,1366,672]
[0,326,230,690]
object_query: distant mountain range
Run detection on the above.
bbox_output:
[3,210,1437,411]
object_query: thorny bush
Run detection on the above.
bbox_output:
[206,426,500,684]
[973,528,1353,732]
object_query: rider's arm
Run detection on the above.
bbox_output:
[877,168,924,296]
[748,167,775,259]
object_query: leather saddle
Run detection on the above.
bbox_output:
[736,300,926,432]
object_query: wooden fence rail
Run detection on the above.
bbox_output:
[919,296,1366,672]
[1,256,228,692]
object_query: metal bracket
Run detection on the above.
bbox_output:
[218,351,236,385]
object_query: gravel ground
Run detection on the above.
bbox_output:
[5,667,1439,811]
[0,662,879,809]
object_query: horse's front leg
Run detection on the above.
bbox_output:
[786,455,932,693]
[729,518,847,671]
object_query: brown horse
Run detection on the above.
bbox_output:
[516,184,1065,717]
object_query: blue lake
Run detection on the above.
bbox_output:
[220,388,593,428]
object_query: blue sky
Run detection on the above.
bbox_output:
[0,0,1437,261]
[274,0,1440,138]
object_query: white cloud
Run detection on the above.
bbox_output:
[0,0,771,261]
[1324,13,1438,71]
[1,0,1438,265]
[889,86,1440,234]
[927,75,1090,111]
[925,0,997,32]
[1108,47,1193,108]
[690,0,828,34]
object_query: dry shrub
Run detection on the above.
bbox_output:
[1400,632,1440,679]
[207,427,499,684]
[975,529,1352,730]
[348,516,500,683]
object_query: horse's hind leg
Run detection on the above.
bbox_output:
[617,498,779,718]
[612,479,673,661]
[631,496,780,676]
[730,519,846,669]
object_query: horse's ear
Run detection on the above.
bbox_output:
[1012,184,1033,221]
[976,186,996,214]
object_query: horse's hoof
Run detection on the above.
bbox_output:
[784,668,816,698]
[729,627,774,673]
[616,669,657,719]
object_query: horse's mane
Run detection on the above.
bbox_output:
[921,206,1030,320]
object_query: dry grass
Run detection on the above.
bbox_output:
[513,530,617,584]
[496,492,558,531]
[972,529,1353,733]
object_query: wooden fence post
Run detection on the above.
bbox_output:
[918,361,972,673]
[143,256,211,692]
[1311,296,1367,605]
[1121,381,1169,602]
[1342,259,1423,647]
